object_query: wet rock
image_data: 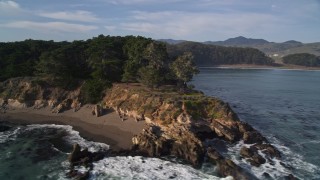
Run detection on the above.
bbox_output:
[132,125,205,167]
[262,172,271,178]
[171,139,205,167]
[68,144,82,163]
[240,146,254,157]
[66,170,90,180]
[211,120,238,142]
[285,174,299,180]
[207,147,223,161]
[253,143,281,159]
[207,147,258,180]
[243,131,267,144]
[68,144,104,170]
[240,146,266,167]
[237,122,253,133]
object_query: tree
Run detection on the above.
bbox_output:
[86,35,124,82]
[138,66,163,88]
[170,52,199,87]
[283,53,320,67]
[122,36,152,83]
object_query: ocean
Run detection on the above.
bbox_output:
[192,68,320,179]
[1,68,320,179]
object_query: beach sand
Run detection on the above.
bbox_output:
[0,105,146,150]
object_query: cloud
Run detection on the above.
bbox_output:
[3,21,98,33]
[106,0,184,5]
[104,25,116,31]
[116,11,280,39]
[0,0,19,9]
[38,10,99,22]
[0,0,23,15]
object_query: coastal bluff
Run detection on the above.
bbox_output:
[0,77,292,179]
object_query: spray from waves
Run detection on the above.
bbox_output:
[226,140,320,179]
[269,137,320,179]
[25,124,110,152]
[73,156,232,180]
[7,124,233,179]
[0,127,21,143]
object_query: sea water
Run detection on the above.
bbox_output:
[192,68,320,179]
[0,123,225,180]
[1,68,319,179]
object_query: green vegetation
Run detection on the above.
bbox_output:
[0,35,280,104]
[282,53,320,67]
[0,35,199,103]
[167,42,274,66]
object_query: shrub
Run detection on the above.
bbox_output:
[81,79,111,104]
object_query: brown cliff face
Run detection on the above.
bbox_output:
[0,79,286,179]
[0,77,81,113]
[103,83,283,179]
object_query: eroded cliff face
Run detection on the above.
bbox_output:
[0,79,286,179]
[103,84,282,179]
[0,77,81,113]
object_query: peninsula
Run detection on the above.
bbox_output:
[0,35,297,179]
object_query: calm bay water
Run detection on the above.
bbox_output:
[192,68,320,179]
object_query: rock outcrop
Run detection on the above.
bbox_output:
[0,77,82,113]
[207,147,258,179]
[0,79,291,179]
[91,105,103,117]
[103,84,285,179]
[66,144,105,179]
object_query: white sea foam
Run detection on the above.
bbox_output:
[0,127,21,143]
[89,156,233,180]
[227,140,320,179]
[26,124,110,152]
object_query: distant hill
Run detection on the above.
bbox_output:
[282,53,320,67]
[160,36,320,58]
[205,36,269,46]
[167,41,274,66]
[158,39,186,44]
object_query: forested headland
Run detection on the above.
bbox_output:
[167,41,275,66]
[0,35,200,103]
[282,53,320,67]
[0,35,277,103]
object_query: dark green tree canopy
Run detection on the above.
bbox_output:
[170,52,199,86]
[282,53,320,67]
[0,35,278,102]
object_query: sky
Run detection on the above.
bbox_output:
[0,0,319,43]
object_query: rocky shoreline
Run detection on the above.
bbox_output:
[0,78,297,179]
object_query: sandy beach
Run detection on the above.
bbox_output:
[0,105,146,150]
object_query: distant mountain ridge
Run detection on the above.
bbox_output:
[205,36,269,46]
[159,36,320,57]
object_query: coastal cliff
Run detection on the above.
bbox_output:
[0,78,288,179]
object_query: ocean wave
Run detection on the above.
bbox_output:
[0,127,21,143]
[25,124,110,152]
[227,140,320,179]
[87,156,233,180]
